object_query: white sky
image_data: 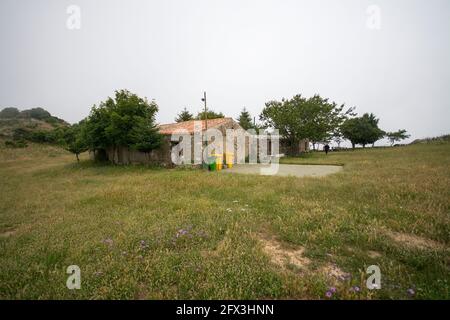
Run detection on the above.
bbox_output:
[0,0,449,143]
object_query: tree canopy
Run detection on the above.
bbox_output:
[82,90,162,161]
[237,107,254,130]
[195,110,225,120]
[386,129,410,146]
[175,107,194,122]
[59,123,88,162]
[260,94,353,150]
[341,113,385,148]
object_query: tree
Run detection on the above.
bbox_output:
[386,129,410,146]
[195,110,224,120]
[304,95,354,150]
[237,107,254,130]
[341,113,385,148]
[60,123,88,162]
[128,116,163,153]
[260,94,353,154]
[54,123,85,161]
[364,113,385,147]
[83,90,162,163]
[175,107,194,122]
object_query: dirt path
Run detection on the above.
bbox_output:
[222,163,343,177]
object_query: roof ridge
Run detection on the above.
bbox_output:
[160,117,232,127]
[158,117,235,135]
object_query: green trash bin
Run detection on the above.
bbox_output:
[207,156,217,171]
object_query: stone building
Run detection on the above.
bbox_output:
[90,117,309,165]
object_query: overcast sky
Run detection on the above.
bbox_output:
[0,0,449,143]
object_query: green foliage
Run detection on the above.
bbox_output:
[341,113,385,148]
[12,127,32,141]
[29,130,59,144]
[175,107,194,122]
[19,107,51,120]
[260,94,354,151]
[57,123,89,162]
[386,129,410,146]
[0,107,20,118]
[4,139,27,148]
[128,116,163,153]
[195,110,225,120]
[12,127,60,144]
[237,107,254,130]
[83,90,163,162]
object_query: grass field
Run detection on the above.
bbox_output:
[0,141,449,299]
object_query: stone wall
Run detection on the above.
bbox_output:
[279,139,310,155]
[103,136,173,166]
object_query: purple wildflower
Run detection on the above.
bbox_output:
[350,286,361,293]
[176,229,188,238]
[407,288,415,296]
[325,291,333,298]
[329,287,337,293]
[140,240,149,249]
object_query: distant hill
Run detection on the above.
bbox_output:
[410,134,450,145]
[0,107,68,125]
[0,107,69,140]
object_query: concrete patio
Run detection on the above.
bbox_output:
[222,163,343,177]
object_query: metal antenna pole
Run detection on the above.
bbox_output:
[203,91,208,131]
[201,92,208,166]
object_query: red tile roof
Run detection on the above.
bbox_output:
[159,117,234,135]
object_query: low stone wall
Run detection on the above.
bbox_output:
[101,136,173,166]
[280,139,310,155]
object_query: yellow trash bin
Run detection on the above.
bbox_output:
[213,154,223,171]
[225,152,234,168]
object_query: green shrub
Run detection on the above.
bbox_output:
[12,128,32,140]
[29,130,58,144]
[5,139,28,148]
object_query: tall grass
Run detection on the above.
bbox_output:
[0,141,449,299]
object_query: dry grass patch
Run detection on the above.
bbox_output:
[257,233,352,286]
[0,229,17,238]
[319,263,351,282]
[386,230,446,251]
[257,234,310,271]
[367,250,382,259]
[134,283,149,300]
